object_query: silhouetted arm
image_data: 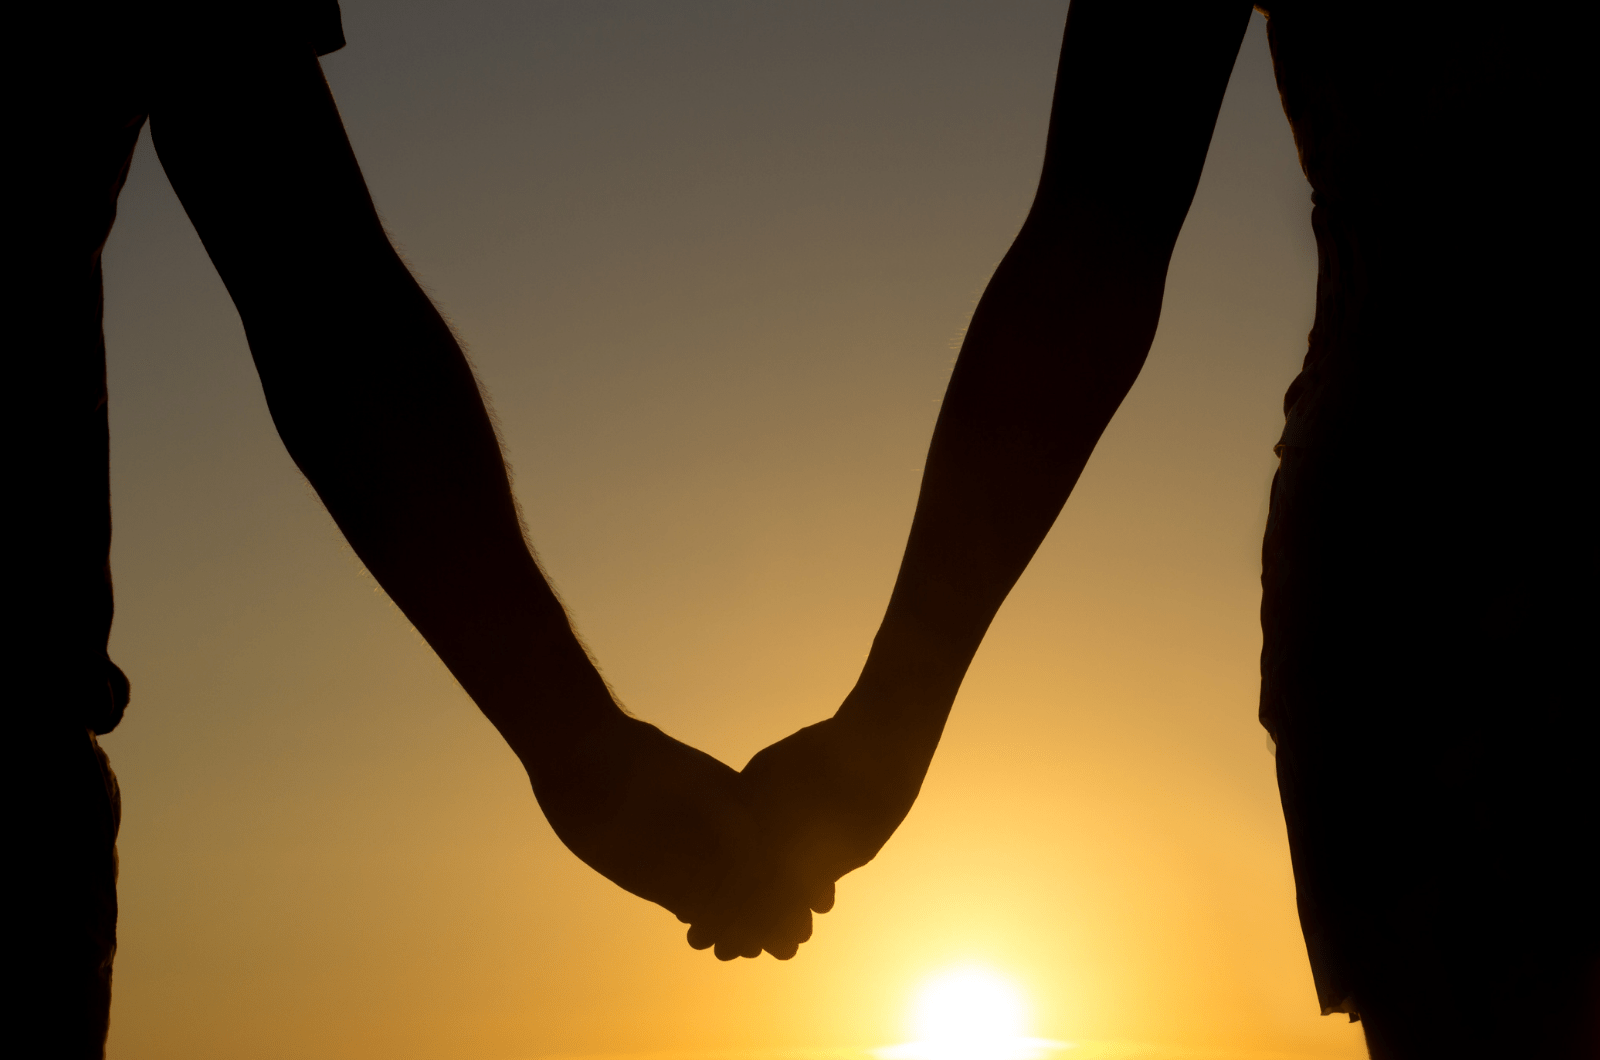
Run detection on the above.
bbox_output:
[144,27,766,942]
[736,0,1255,940]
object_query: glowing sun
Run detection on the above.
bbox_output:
[873,967,1066,1060]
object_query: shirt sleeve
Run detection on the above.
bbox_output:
[305,0,345,56]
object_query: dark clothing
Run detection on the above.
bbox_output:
[17,3,346,738]
[1256,2,1596,1053]
[14,5,344,1055]
[12,723,122,1056]
[1261,446,1595,1054]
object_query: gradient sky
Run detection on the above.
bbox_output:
[98,3,1366,1058]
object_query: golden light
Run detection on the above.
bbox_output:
[873,967,1067,1060]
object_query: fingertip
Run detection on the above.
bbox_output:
[718,925,763,961]
[778,902,814,943]
[809,882,836,914]
[713,935,762,961]
[765,940,800,960]
[686,924,715,950]
[755,902,812,962]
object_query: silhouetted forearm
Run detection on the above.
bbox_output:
[736,212,1181,903]
[252,254,620,762]
[149,36,619,775]
[837,215,1168,764]
[834,0,1252,777]
[142,26,807,951]
[736,0,1253,936]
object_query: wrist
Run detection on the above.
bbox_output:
[469,652,626,776]
[832,680,949,793]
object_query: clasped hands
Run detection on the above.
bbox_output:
[529,703,928,961]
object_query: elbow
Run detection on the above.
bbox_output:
[1017,184,1187,277]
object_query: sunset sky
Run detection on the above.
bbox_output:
[98,2,1367,1058]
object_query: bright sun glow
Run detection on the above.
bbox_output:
[872,967,1066,1060]
[916,968,1025,1045]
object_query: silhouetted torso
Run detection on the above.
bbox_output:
[18,0,346,737]
[1262,1,1563,453]
[1254,2,1593,1048]
[15,6,347,1053]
